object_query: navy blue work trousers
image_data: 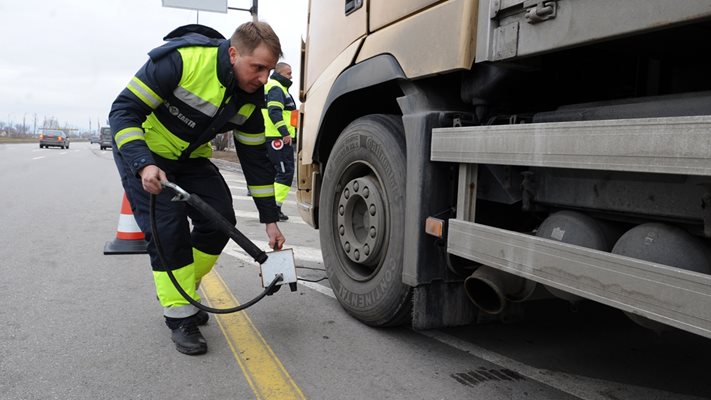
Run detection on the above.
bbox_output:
[113,147,236,270]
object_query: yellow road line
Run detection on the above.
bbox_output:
[201,270,306,400]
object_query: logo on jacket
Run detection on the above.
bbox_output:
[164,102,196,129]
[271,139,283,150]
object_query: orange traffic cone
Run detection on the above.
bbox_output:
[103,192,148,254]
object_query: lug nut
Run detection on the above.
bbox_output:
[354,250,360,260]
[353,181,359,192]
[369,205,376,216]
[344,189,350,199]
[345,242,351,252]
[370,227,376,238]
[339,225,345,236]
[363,187,369,198]
[364,244,370,256]
[339,205,344,216]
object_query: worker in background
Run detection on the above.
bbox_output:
[109,22,286,356]
[262,62,297,221]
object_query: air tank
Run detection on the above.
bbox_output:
[535,211,622,303]
[612,223,711,332]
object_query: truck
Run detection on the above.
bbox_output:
[296,0,711,337]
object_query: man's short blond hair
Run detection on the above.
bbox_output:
[230,21,283,59]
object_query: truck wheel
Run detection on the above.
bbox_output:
[319,114,412,326]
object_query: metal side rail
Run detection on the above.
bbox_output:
[448,220,711,339]
[431,115,711,176]
[431,115,711,337]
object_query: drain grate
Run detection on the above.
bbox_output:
[451,367,525,387]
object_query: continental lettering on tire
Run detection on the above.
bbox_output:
[335,260,396,310]
[334,134,360,161]
[365,136,398,198]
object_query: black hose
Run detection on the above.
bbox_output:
[150,192,281,314]
[182,192,268,264]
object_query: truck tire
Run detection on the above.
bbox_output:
[319,114,412,327]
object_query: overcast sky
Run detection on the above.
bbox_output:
[0,0,307,133]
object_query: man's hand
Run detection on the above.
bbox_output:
[266,222,286,250]
[138,165,167,194]
[282,135,292,146]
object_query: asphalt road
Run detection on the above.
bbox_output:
[1,141,710,400]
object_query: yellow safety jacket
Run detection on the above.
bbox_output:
[263,76,297,139]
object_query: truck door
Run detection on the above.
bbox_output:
[303,0,368,94]
[369,0,443,31]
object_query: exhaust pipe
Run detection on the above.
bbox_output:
[463,266,537,315]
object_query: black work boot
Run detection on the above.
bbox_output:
[195,310,209,326]
[278,206,289,221]
[165,315,207,355]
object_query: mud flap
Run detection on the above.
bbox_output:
[412,281,478,330]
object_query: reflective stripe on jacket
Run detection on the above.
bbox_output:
[263,76,296,138]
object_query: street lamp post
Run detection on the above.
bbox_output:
[163,0,258,22]
[229,0,258,21]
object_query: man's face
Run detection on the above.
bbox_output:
[229,43,277,93]
[280,66,293,80]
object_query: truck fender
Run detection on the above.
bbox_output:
[314,55,406,159]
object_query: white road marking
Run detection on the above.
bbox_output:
[297,280,335,298]
[232,195,258,204]
[233,195,296,206]
[224,240,323,264]
[234,209,307,225]
[222,246,261,265]
[32,156,46,160]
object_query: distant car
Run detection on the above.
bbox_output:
[90,136,100,144]
[39,130,70,149]
[99,126,113,150]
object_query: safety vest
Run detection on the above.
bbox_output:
[262,79,296,139]
[119,45,257,160]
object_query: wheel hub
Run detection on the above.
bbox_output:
[337,175,386,267]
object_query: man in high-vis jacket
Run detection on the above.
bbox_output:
[109,22,286,356]
[262,62,297,221]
